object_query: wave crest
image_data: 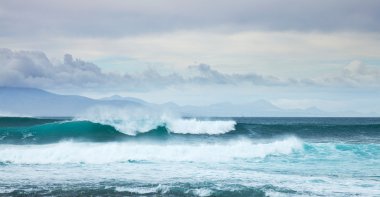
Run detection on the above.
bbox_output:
[166,118,236,135]
[77,106,236,135]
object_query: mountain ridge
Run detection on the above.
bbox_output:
[0,87,376,117]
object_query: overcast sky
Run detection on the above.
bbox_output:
[1,0,380,114]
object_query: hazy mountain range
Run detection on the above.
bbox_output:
[0,87,376,117]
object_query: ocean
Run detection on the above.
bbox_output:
[0,116,379,196]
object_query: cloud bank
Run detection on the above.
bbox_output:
[0,48,286,91]
[1,49,379,93]
[1,0,380,82]
[1,0,380,39]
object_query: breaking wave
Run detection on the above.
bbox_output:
[76,106,236,135]
[0,137,303,164]
[0,106,236,144]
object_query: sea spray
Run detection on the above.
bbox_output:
[76,106,236,135]
[166,118,236,134]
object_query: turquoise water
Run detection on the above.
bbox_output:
[0,117,379,196]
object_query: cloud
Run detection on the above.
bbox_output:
[0,0,380,40]
[2,1,380,88]
[1,48,379,114]
[0,48,115,89]
[0,48,286,91]
[315,60,380,87]
[188,64,287,86]
[188,64,231,84]
[342,61,380,84]
[1,49,379,93]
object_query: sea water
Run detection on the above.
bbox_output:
[0,115,379,196]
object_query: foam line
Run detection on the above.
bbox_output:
[0,137,303,164]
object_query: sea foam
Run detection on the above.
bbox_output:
[0,137,303,164]
[77,106,236,135]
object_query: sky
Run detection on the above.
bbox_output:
[0,0,380,114]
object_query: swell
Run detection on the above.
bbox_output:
[0,120,234,144]
[0,121,128,144]
[1,117,380,144]
[232,123,380,142]
[2,183,269,197]
[0,117,67,127]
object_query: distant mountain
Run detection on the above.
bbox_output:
[174,100,329,117]
[176,100,278,117]
[161,100,373,117]
[0,87,141,117]
[0,87,373,117]
[100,95,148,105]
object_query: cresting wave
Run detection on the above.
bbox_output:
[0,107,237,144]
[0,121,235,145]
[2,116,380,144]
[1,117,380,197]
[77,106,236,135]
[0,137,303,164]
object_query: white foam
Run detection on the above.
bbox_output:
[166,118,236,135]
[76,106,166,135]
[113,184,170,194]
[188,188,213,197]
[0,137,303,164]
[114,186,157,194]
[77,106,236,135]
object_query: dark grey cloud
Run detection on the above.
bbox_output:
[0,0,379,39]
[0,48,112,89]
